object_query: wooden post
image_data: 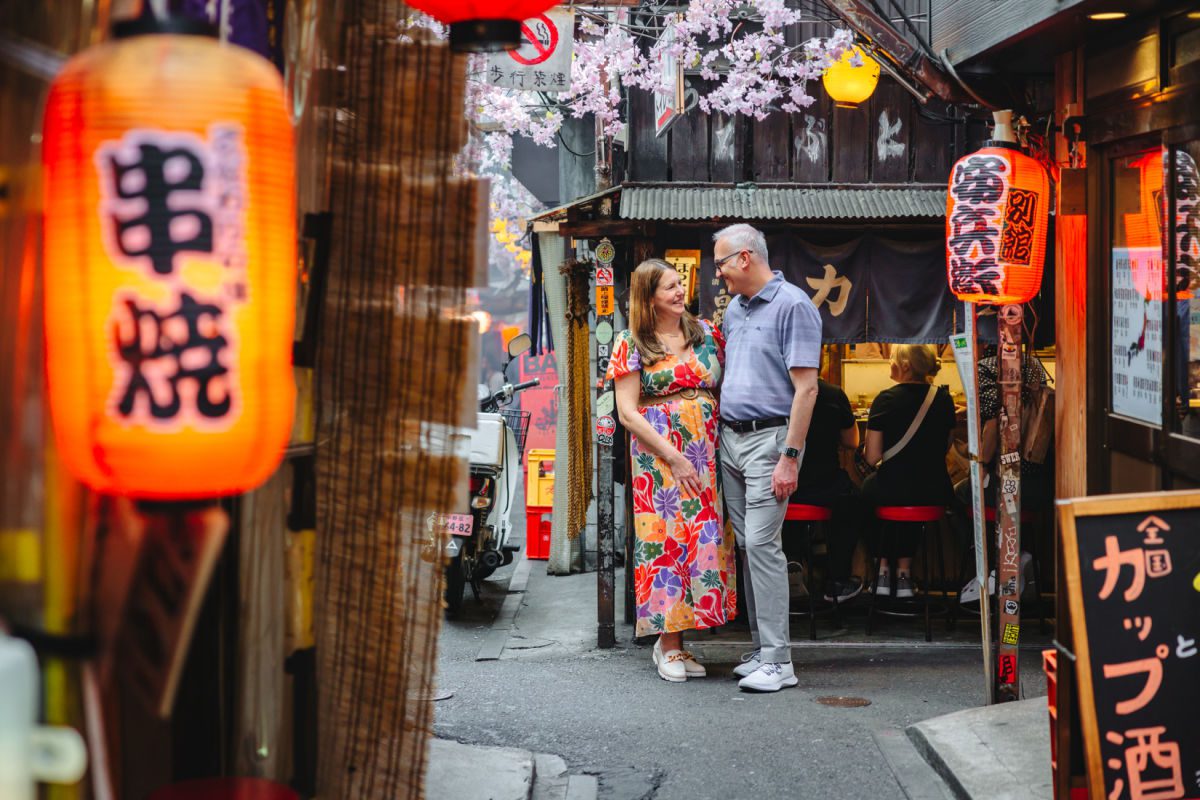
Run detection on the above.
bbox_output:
[955,304,995,703]
[594,239,618,648]
[994,303,1024,702]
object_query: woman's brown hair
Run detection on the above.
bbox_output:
[628,259,705,367]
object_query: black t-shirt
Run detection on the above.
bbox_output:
[798,379,856,488]
[867,382,956,505]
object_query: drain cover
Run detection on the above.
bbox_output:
[815,695,871,708]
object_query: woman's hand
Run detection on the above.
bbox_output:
[667,453,703,499]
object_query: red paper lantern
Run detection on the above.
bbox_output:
[41,24,296,499]
[946,143,1050,304]
[404,1,562,52]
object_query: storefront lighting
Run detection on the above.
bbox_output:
[822,46,881,108]
[1087,12,1129,20]
[404,1,562,53]
[41,21,297,499]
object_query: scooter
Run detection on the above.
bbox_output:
[443,332,538,614]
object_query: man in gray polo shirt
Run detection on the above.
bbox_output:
[714,224,821,692]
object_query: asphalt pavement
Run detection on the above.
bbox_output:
[433,504,1051,800]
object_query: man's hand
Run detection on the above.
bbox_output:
[772,456,799,501]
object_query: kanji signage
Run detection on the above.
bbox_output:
[485,9,573,92]
[596,285,615,317]
[945,142,1049,305]
[653,17,684,138]
[41,31,296,499]
[1060,491,1200,800]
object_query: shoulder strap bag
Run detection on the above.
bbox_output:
[880,384,939,465]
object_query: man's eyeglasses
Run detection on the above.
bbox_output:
[714,250,746,270]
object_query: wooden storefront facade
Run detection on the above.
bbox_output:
[932,1,1200,796]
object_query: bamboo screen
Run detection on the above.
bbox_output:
[314,4,482,797]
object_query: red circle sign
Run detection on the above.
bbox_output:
[509,15,559,66]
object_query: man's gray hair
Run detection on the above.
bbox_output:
[713,223,769,263]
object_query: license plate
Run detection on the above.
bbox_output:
[439,513,473,536]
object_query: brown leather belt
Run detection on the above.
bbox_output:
[639,387,714,407]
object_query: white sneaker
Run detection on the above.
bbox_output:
[732,649,762,678]
[894,573,915,599]
[738,662,798,692]
[874,570,891,596]
[652,639,688,682]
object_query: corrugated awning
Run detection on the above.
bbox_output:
[619,184,947,221]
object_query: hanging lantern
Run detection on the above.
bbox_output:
[41,22,296,500]
[945,137,1050,305]
[822,46,881,108]
[405,1,562,53]
[1120,150,1166,301]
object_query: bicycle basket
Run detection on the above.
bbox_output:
[499,409,532,458]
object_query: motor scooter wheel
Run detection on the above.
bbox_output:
[444,554,466,615]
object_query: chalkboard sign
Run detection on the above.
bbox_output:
[1059,491,1200,800]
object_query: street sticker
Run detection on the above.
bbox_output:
[596,285,615,316]
[596,266,613,286]
[485,10,573,92]
[596,321,613,345]
[596,414,616,446]
[595,239,616,265]
[597,391,614,416]
[1001,623,1020,646]
[597,342,610,358]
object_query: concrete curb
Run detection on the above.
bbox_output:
[907,697,1053,800]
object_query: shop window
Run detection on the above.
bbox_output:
[1110,148,1165,425]
[1170,142,1200,439]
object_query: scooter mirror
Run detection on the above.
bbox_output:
[506,333,532,359]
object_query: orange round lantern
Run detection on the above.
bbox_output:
[41,25,296,499]
[1121,150,1165,300]
[945,142,1050,304]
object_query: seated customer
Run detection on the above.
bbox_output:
[861,345,956,598]
[786,378,862,602]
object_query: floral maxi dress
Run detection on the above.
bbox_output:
[605,321,737,636]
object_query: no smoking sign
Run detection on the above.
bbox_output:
[486,10,573,92]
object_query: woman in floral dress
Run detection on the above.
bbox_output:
[607,259,736,683]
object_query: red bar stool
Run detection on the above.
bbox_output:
[149,778,299,800]
[785,503,834,641]
[867,505,952,642]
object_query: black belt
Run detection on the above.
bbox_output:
[722,417,788,433]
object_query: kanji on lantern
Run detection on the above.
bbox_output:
[42,29,296,499]
[945,143,1049,304]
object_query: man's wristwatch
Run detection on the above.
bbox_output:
[782,446,800,460]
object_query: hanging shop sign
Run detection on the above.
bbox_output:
[946,142,1050,305]
[595,238,616,265]
[654,17,685,138]
[41,29,296,499]
[484,8,573,92]
[1059,491,1200,800]
[596,285,615,317]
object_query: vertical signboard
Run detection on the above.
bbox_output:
[653,17,684,138]
[1060,490,1200,800]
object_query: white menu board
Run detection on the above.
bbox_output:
[1111,246,1163,424]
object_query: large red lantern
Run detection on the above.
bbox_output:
[404,1,562,52]
[946,142,1050,304]
[41,23,296,499]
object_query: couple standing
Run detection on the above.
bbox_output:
[607,224,821,692]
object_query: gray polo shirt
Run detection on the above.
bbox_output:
[721,271,823,422]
